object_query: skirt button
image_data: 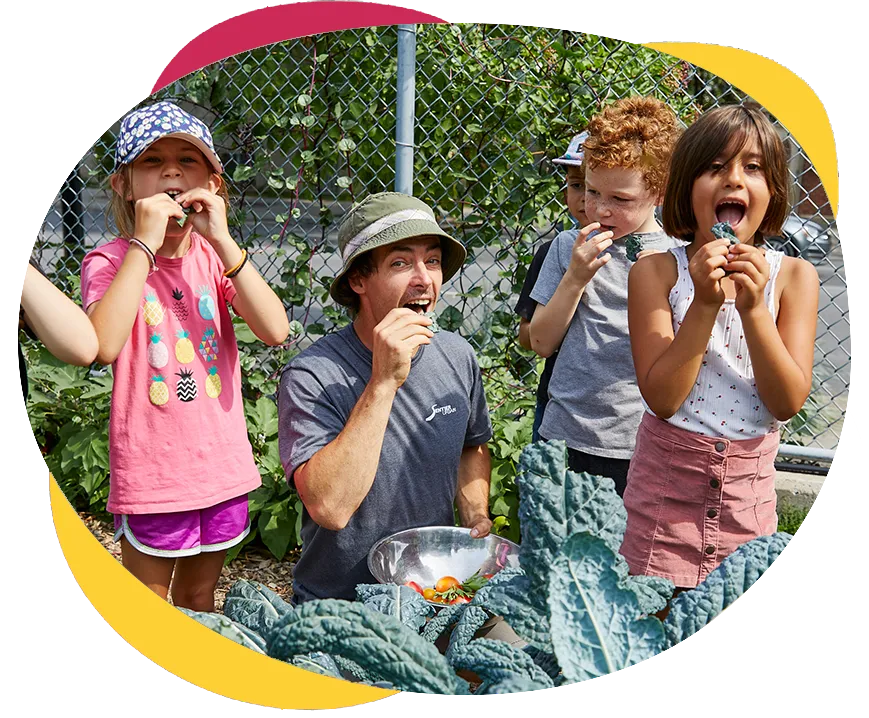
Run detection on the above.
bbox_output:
[705,545,716,555]
[707,508,718,519]
[715,441,726,452]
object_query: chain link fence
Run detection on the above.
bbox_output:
[35,24,845,462]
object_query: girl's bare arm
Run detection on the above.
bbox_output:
[216,241,290,346]
[21,264,99,366]
[739,257,819,420]
[180,187,289,346]
[628,252,721,418]
[86,248,152,365]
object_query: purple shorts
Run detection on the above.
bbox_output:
[113,493,250,558]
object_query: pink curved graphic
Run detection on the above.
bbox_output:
[152,2,446,93]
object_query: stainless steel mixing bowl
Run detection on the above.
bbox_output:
[367,526,520,603]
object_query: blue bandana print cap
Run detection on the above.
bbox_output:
[552,130,589,167]
[113,101,224,174]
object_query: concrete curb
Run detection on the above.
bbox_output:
[775,470,825,512]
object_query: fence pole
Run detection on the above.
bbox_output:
[395,24,416,195]
[777,445,835,462]
[61,164,85,253]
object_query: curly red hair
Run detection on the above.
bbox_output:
[583,96,681,196]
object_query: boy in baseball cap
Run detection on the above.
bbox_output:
[515,131,589,441]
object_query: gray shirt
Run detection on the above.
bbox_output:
[278,324,492,602]
[530,228,683,459]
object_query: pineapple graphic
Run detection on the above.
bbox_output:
[149,375,169,406]
[199,328,219,362]
[196,285,216,320]
[143,292,165,326]
[147,332,169,368]
[175,330,195,364]
[171,288,189,321]
[205,366,222,398]
[176,369,198,402]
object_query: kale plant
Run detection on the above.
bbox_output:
[183,441,793,694]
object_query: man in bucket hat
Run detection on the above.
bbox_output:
[278,192,493,604]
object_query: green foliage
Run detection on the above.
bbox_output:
[223,578,294,636]
[266,599,459,694]
[24,342,112,517]
[662,533,792,647]
[777,506,809,534]
[484,367,535,543]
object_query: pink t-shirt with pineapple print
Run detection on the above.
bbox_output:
[81,232,262,514]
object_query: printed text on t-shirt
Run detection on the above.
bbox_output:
[425,403,457,422]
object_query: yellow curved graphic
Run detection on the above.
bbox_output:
[645,42,838,216]
[50,478,395,708]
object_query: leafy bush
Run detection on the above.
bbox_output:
[183,440,793,694]
[777,506,809,534]
[25,343,112,517]
[27,317,538,559]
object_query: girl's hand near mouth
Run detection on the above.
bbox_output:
[175,187,230,246]
[134,193,185,253]
[725,243,770,315]
[688,238,730,308]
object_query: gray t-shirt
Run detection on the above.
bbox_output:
[278,324,492,602]
[530,228,683,459]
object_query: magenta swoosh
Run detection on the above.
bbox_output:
[152,2,446,93]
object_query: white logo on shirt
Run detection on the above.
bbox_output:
[425,403,457,422]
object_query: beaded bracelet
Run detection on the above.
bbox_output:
[129,238,157,274]
[223,248,248,278]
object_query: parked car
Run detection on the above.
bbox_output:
[764,214,834,262]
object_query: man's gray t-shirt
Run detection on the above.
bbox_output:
[530,228,683,460]
[278,324,492,602]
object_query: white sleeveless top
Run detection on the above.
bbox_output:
[651,245,785,439]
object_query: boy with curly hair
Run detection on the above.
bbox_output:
[528,96,683,495]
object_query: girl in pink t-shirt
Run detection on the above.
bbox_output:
[82,102,289,610]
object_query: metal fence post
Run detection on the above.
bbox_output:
[61,164,85,255]
[395,24,416,195]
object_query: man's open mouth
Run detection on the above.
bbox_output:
[403,299,432,314]
[715,199,746,227]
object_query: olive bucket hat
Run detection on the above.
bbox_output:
[329,192,467,306]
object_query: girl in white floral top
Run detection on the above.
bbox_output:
[620,105,819,589]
